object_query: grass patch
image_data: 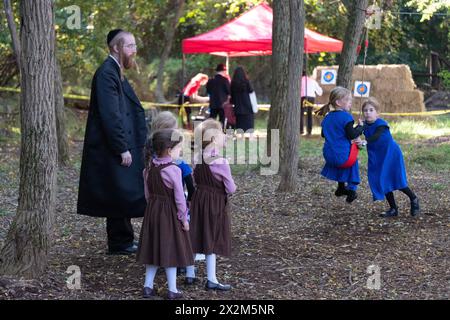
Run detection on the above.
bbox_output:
[389,114,450,142]
[407,144,450,172]
[432,183,446,191]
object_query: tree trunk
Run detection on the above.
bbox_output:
[268,0,304,192]
[55,59,69,165]
[3,0,21,71]
[0,0,57,278]
[337,0,369,89]
[155,0,185,103]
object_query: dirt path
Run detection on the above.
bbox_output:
[0,141,449,300]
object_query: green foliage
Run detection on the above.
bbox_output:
[406,0,450,21]
[1,0,448,101]
[438,69,450,90]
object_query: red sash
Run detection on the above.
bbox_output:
[338,143,359,169]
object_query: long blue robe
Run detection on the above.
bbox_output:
[321,110,360,186]
[364,118,408,201]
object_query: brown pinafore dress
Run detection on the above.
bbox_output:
[190,160,231,257]
[136,163,194,267]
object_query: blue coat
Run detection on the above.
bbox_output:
[364,118,408,200]
[320,110,360,185]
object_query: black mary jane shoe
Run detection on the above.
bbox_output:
[379,207,399,218]
[167,290,183,300]
[345,190,357,203]
[410,198,420,216]
[205,280,231,291]
[143,287,156,298]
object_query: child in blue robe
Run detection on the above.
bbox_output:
[316,87,364,203]
[361,98,420,217]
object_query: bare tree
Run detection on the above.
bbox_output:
[337,0,369,89]
[3,0,21,71]
[155,0,186,103]
[55,59,69,165]
[3,0,69,165]
[0,0,57,278]
[268,0,304,192]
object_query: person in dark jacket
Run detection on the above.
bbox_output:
[206,63,230,127]
[77,29,148,255]
[230,66,255,133]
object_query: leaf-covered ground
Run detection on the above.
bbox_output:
[0,136,449,300]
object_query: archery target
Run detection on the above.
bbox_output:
[321,69,337,85]
[354,81,371,97]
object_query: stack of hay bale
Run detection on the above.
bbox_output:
[312,65,425,113]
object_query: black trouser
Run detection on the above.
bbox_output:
[106,217,134,251]
[209,108,225,127]
[300,97,315,135]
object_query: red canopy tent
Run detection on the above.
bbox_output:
[180,3,343,112]
[182,3,343,58]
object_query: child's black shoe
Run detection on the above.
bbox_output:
[345,190,357,203]
[379,207,398,218]
[335,187,348,197]
[410,198,420,216]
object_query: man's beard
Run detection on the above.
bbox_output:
[122,54,135,70]
[121,53,140,74]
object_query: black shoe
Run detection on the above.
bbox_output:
[346,190,357,203]
[335,187,348,197]
[108,244,138,255]
[379,207,399,218]
[410,198,420,216]
[167,290,183,300]
[205,280,231,291]
[143,287,156,298]
[185,277,197,285]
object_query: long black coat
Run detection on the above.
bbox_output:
[230,80,254,115]
[206,74,230,109]
[77,57,148,218]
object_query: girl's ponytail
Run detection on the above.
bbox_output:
[315,103,331,117]
[144,138,154,171]
[315,86,352,117]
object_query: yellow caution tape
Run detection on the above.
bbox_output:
[351,110,450,116]
[1,86,449,116]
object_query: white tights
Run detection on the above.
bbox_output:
[144,265,178,293]
[185,254,218,284]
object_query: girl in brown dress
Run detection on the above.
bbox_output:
[136,129,194,300]
[187,119,236,291]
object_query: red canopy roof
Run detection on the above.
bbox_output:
[182,3,343,57]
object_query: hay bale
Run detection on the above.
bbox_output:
[380,91,425,113]
[312,64,423,113]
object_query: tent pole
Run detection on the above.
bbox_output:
[182,54,186,104]
[226,55,229,73]
[305,52,308,98]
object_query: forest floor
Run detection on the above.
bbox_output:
[0,111,449,300]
